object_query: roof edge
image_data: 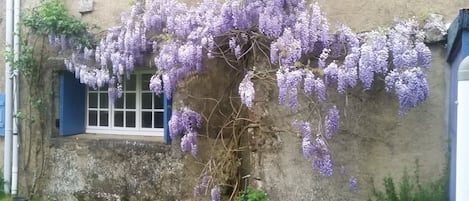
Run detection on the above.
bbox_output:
[447,9,469,62]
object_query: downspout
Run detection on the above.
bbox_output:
[11,0,21,196]
[456,56,469,200]
[4,0,14,194]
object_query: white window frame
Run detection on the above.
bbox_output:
[85,71,164,136]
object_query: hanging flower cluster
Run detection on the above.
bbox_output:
[169,107,202,156]
[239,71,255,108]
[324,106,339,140]
[385,19,431,115]
[292,119,338,177]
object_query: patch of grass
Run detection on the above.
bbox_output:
[368,160,448,201]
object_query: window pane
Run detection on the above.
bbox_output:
[125,93,136,109]
[114,111,123,127]
[154,94,164,109]
[154,112,164,128]
[88,111,97,126]
[114,96,124,108]
[125,74,136,90]
[141,74,152,91]
[142,93,152,109]
[99,111,109,126]
[89,93,98,108]
[100,93,108,108]
[126,111,136,127]
[142,112,152,128]
[88,87,97,91]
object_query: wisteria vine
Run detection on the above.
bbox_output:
[47,0,433,199]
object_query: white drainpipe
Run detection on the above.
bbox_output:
[457,56,469,200]
[11,0,21,196]
[4,0,14,194]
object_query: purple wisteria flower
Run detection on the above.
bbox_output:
[169,107,202,156]
[239,71,255,108]
[292,120,312,138]
[318,48,330,69]
[324,62,339,86]
[293,2,329,54]
[292,120,335,176]
[154,41,204,98]
[385,67,429,115]
[234,45,242,59]
[304,70,326,101]
[415,42,431,68]
[277,69,303,108]
[312,137,333,176]
[349,176,358,191]
[388,19,430,70]
[193,175,211,198]
[270,28,302,66]
[358,31,389,90]
[324,106,339,140]
[107,85,123,103]
[337,24,359,49]
[259,1,284,38]
[211,187,221,201]
[292,120,315,159]
[337,65,358,94]
[149,75,163,95]
[302,135,314,159]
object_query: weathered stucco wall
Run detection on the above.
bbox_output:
[5,0,465,200]
[249,45,448,200]
[318,0,465,31]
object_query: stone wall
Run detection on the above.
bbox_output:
[43,136,185,201]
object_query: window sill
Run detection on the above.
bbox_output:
[85,128,164,136]
[51,133,166,144]
[50,133,172,154]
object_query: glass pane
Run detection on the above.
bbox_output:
[142,93,152,109]
[154,94,164,109]
[141,74,152,91]
[99,111,109,126]
[114,96,124,109]
[126,111,136,127]
[125,74,137,90]
[89,93,98,108]
[125,93,136,109]
[88,111,97,126]
[154,112,164,128]
[88,87,97,91]
[100,93,108,108]
[142,112,152,128]
[114,111,124,127]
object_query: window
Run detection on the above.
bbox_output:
[86,72,164,136]
[59,70,172,141]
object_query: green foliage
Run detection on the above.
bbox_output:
[4,44,36,82]
[368,163,448,201]
[0,172,9,201]
[22,0,95,47]
[236,186,267,201]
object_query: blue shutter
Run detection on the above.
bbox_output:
[163,95,172,144]
[0,94,5,136]
[59,71,86,135]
